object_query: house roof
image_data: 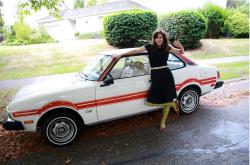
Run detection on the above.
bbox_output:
[37,0,150,24]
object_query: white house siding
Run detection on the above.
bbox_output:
[43,20,76,41]
[75,15,106,33]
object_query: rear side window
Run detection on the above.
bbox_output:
[168,53,185,70]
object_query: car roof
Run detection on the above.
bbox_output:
[99,48,197,65]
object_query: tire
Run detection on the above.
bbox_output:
[178,87,200,114]
[41,113,81,146]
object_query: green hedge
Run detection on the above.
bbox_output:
[159,10,207,49]
[224,12,249,38]
[199,3,225,38]
[103,9,157,48]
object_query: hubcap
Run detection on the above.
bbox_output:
[180,90,198,113]
[47,117,77,145]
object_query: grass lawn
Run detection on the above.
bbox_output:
[215,61,249,80]
[0,39,115,80]
[0,38,249,80]
[186,39,249,59]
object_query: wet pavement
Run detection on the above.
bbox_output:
[3,91,249,164]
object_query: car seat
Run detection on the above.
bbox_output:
[133,61,145,76]
[120,60,134,78]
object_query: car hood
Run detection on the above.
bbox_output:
[14,74,86,100]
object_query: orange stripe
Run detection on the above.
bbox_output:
[13,77,217,117]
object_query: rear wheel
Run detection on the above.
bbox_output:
[178,87,200,114]
[41,113,81,146]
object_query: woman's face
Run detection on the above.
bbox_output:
[154,33,164,47]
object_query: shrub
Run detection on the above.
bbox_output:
[199,3,226,38]
[29,26,54,44]
[159,10,207,49]
[0,16,4,33]
[13,20,31,43]
[3,26,16,44]
[3,25,54,45]
[103,9,157,48]
[224,12,249,38]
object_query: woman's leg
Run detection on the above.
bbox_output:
[159,101,179,129]
[160,104,171,129]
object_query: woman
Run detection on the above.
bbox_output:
[117,29,184,131]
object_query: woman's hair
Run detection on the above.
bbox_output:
[152,29,170,51]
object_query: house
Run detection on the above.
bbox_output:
[37,0,150,41]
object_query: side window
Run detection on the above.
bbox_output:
[167,53,185,70]
[109,55,150,79]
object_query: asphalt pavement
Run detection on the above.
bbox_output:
[3,80,249,165]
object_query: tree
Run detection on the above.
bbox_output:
[19,0,62,17]
[98,0,109,5]
[226,0,248,8]
[0,0,4,33]
[86,0,98,7]
[74,0,84,9]
[13,5,31,42]
[226,0,249,16]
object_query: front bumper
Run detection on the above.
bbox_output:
[214,80,224,89]
[2,117,24,130]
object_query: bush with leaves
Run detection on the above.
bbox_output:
[29,26,54,44]
[224,12,249,38]
[103,9,157,48]
[159,10,207,49]
[13,20,31,44]
[199,3,225,38]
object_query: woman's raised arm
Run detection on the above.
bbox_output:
[169,39,184,55]
[116,46,146,58]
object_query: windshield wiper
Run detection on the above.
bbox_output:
[77,72,87,81]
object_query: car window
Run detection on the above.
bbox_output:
[81,55,112,81]
[167,53,185,70]
[110,55,150,79]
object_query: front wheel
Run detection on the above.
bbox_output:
[178,87,200,114]
[41,113,81,146]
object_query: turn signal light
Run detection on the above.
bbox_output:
[24,120,33,124]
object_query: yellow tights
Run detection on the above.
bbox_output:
[160,101,179,129]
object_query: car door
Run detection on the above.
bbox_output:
[95,55,153,121]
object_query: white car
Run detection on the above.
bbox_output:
[3,49,223,146]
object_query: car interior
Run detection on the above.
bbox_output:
[109,54,185,80]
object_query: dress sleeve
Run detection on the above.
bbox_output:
[144,43,152,52]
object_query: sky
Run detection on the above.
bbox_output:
[1,0,227,26]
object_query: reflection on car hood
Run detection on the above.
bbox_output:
[14,75,84,99]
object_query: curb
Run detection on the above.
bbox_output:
[224,77,249,83]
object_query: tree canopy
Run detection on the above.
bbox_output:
[74,0,84,9]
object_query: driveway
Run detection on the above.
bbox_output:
[3,79,249,165]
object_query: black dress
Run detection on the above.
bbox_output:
[144,43,177,105]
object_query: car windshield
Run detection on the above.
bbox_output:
[78,55,112,81]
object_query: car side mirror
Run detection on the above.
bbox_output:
[100,75,114,87]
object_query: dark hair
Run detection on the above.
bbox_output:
[152,29,171,51]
